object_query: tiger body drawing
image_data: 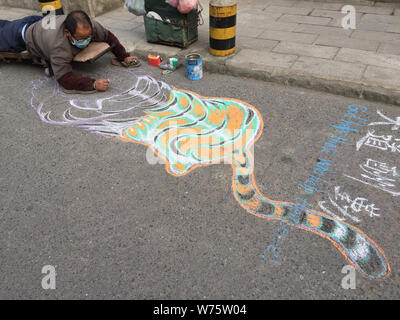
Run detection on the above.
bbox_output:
[31,73,390,279]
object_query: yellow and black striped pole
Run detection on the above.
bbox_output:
[209,0,237,56]
[38,0,64,16]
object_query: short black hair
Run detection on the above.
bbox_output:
[64,10,93,35]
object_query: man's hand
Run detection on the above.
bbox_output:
[94,79,109,91]
[111,56,141,68]
[124,56,138,65]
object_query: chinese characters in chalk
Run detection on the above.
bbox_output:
[344,109,400,197]
[369,110,400,131]
[318,186,380,223]
[344,159,400,197]
[356,130,400,153]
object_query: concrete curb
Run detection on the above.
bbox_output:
[128,43,400,108]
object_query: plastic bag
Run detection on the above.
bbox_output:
[177,0,198,14]
[168,0,179,7]
[125,0,146,16]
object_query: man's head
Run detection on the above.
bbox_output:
[64,10,93,48]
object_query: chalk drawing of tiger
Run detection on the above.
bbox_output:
[30,72,390,279]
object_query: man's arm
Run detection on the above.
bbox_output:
[107,31,129,62]
[50,54,96,91]
[58,72,95,91]
[52,56,109,92]
[58,73,109,92]
[91,19,131,62]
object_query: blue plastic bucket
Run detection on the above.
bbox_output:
[185,53,203,80]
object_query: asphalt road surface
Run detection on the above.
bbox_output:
[1,55,399,299]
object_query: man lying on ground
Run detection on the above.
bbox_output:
[0,10,139,93]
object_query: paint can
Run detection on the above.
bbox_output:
[185,54,203,80]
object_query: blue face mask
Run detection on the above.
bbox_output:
[71,36,92,49]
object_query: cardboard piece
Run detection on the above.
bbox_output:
[73,42,115,63]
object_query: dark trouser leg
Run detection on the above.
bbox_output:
[0,16,42,52]
[0,20,10,28]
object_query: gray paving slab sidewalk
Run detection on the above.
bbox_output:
[2,0,400,106]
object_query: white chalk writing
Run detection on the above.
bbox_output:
[356,129,400,153]
[344,159,400,197]
[318,186,380,223]
[369,110,400,131]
